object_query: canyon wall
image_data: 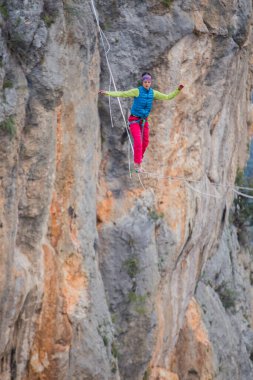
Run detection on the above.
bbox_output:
[0,1,253,379]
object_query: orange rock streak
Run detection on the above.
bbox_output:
[28,104,89,379]
[28,244,72,379]
[170,298,215,380]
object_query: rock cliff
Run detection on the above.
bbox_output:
[0,0,253,379]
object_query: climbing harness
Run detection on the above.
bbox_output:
[128,117,147,140]
[128,117,146,152]
[128,118,147,128]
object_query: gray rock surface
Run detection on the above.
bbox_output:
[98,191,162,379]
[196,226,253,380]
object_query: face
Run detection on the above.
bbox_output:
[142,80,151,90]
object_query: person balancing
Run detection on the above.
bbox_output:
[99,73,184,173]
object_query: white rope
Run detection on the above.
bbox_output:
[184,180,222,199]
[232,188,253,199]
[133,170,253,197]
[90,0,135,182]
[97,26,115,129]
[130,170,222,198]
[135,170,227,187]
[139,171,203,183]
[235,185,253,191]
[131,170,253,200]
[90,0,134,153]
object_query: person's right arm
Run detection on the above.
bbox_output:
[99,88,139,98]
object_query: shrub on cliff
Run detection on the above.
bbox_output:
[0,116,15,137]
[231,169,253,231]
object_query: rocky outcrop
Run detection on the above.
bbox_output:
[0,0,253,379]
[196,226,253,379]
[171,225,253,380]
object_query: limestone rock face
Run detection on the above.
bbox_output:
[0,0,253,379]
[195,226,253,380]
[1,1,115,379]
[171,226,253,380]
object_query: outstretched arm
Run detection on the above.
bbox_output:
[153,85,184,100]
[99,88,139,98]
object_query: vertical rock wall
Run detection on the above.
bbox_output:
[1,1,117,379]
[0,1,252,379]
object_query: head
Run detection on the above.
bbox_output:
[142,72,152,90]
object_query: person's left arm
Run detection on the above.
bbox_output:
[153,85,184,100]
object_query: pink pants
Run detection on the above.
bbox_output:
[128,115,149,164]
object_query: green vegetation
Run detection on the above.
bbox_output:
[97,319,110,348]
[14,17,21,27]
[98,5,114,31]
[111,313,117,324]
[0,116,15,137]
[128,291,147,315]
[42,4,58,27]
[143,368,151,380]
[128,237,135,248]
[162,0,173,7]
[158,257,165,272]
[230,169,253,230]
[123,257,139,278]
[103,21,112,30]
[0,4,8,19]
[111,342,118,358]
[42,13,55,27]
[102,335,109,347]
[217,285,237,310]
[3,78,13,89]
[235,169,244,186]
[227,25,235,38]
[148,209,164,221]
[7,34,25,52]
[128,292,146,303]
[111,361,117,373]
